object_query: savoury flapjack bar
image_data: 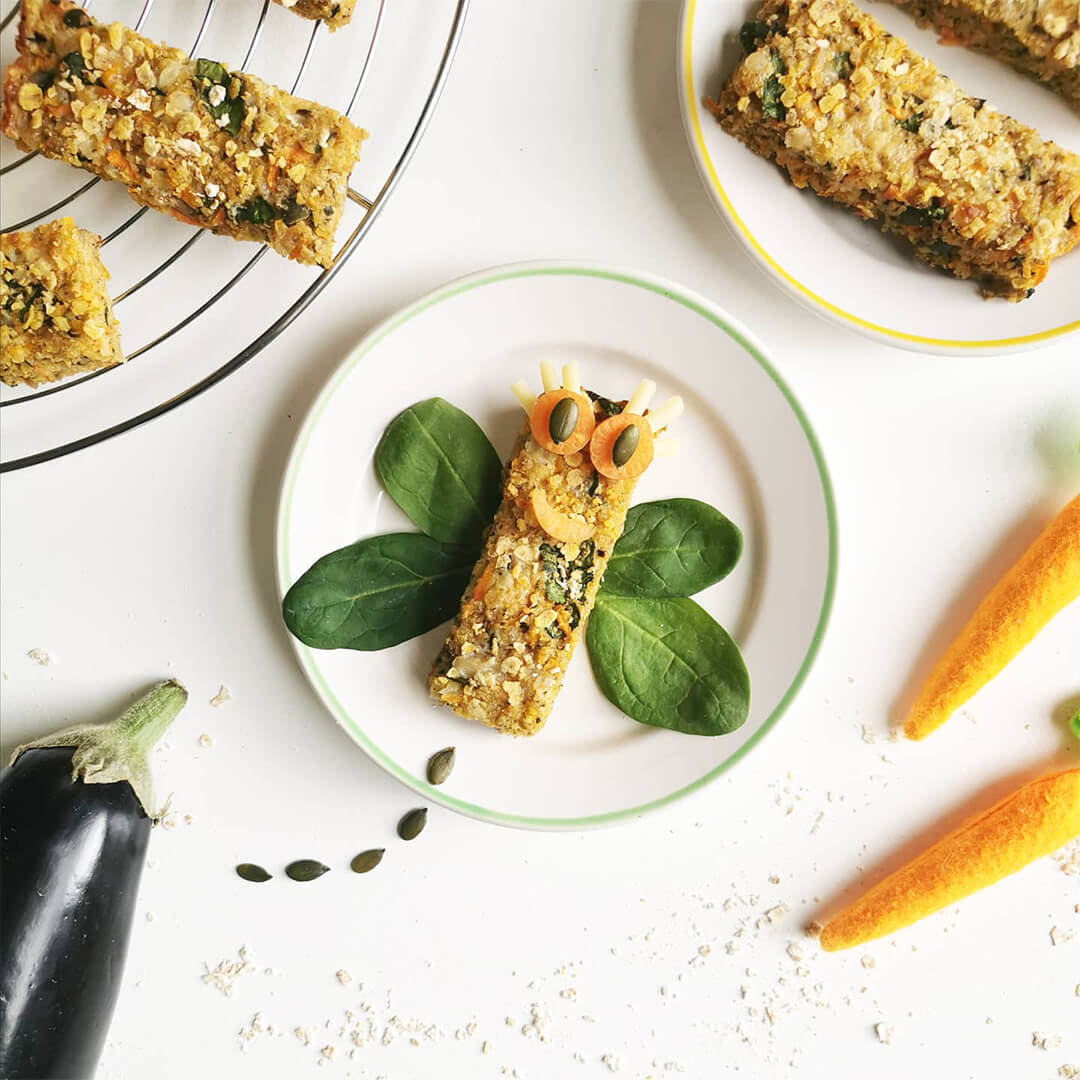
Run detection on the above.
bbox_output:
[429,363,682,736]
[1,217,122,387]
[890,0,1079,107]
[273,0,358,31]
[1,0,366,267]
[707,0,1080,300]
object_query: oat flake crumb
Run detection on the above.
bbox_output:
[27,648,54,666]
[1059,1066,1080,1078]
[860,955,876,969]
[202,946,254,997]
[210,685,232,707]
[336,969,352,985]
[1055,841,1080,876]
[875,1022,895,1045]
[198,733,213,748]
[1034,1032,1064,1050]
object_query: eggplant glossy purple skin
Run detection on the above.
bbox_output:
[1,747,150,1080]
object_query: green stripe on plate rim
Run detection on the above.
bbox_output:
[276,262,838,830]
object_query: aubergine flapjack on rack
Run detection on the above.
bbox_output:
[1,0,366,268]
[708,0,1080,300]
[273,0,358,32]
[429,362,683,736]
[1,217,122,388]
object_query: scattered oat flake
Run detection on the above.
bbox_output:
[860,955,876,969]
[27,648,54,666]
[1051,925,1075,946]
[786,942,805,962]
[202,947,255,997]
[210,685,232,707]
[1055,841,1080,876]
[481,1040,493,1055]
[1059,1066,1080,1079]
[1034,1032,1064,1050]
[198,733,213,748]
[875,1022,895,1045]
[239,1013,267,1043]
[602,1053,621,1072]
[337,969,353,985]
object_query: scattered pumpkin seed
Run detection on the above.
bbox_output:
[235,862,272,883]
[397,807,428,841]
[427,746,456,786]
[285,859,330,882]
[350,848,386,874]
[548,396,579,445]
[612,422,640,468]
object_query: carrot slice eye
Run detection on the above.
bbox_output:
[529,390,595,455]
[589,414,654,480]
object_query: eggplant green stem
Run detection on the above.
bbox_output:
[10,679,188,817]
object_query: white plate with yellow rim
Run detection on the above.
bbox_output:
[679,0,1080,354]
[276,263,836,829]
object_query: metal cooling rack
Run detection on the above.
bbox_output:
[0,0,469,471]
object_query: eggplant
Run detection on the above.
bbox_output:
[0,680,187,1080]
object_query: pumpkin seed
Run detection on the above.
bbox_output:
[285,859,330,882]
[350,848,385,874]
[612,423,640,468]
[397,807,428,841]
[236,862,272,883]
[427,746,456,786]
[548,396,579,445]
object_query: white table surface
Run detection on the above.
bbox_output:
[2,2,1078,1078]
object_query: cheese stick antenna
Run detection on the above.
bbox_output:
[511,380,536,413]
[626,379,656,416]
[561,361,581,395]
[648,396,684,433]
[540,359,560,393]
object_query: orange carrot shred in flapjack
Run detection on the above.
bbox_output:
[819,769,1080,952]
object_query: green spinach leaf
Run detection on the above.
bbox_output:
[602,499,742,598]
[375,398,502,546]
[282,533,473,651]
[586,595,749,736]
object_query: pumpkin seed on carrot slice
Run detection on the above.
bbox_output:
[350,849,385,874]
[426,747,456,786]
[236,863,272,883]
[285,859,330,882]
[397,808,427,841]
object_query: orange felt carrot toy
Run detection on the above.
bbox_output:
[820,769,1080,952]
[904,493,1080,741]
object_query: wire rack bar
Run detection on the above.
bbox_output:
[0,0,471,469]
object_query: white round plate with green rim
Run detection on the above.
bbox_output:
[276,263,836,829]
[679,0,1080,355]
